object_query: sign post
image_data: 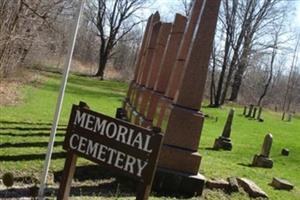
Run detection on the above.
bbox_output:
[57,102,164,200]
[38,1,85,199]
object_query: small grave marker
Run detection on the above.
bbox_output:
[213,109,234,150]
[256,107,263,121]
[57,102,164,200]
[252,133,273,168]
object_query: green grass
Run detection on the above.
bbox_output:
[0,71,299,199]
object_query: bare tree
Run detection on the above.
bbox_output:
[229,0,283,101]
[212,0,238,107]
[179,0,193,17]
[0,0,73,77]
[87,0,147,80]
[282,34,300,119]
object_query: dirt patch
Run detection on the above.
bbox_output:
[0,69,42,106]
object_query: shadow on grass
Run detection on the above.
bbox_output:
[204,147,218,151]
[0,182,135,199]
[54,165,121,182]
[0,127,66,131]
[0,141,63,148]
[237,163,252,167]
[0,132,65,137]
[0,120,66,126]
[42,77,125,99]
[0,152,66,161]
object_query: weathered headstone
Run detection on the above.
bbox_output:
[252,133,273,168]
[206,179,229,191]
[247,104,254,117]
[271,177,294,190]
[243,106,247,116]
[252,107,257,118]
[237,178,268,198]
[281,112,286,121]
[287,113,292,122]
[227,177,239,193]
[281,148,289,156]
[213,108,234,150]
[256,106,262,121]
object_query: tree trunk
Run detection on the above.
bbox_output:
[220,52,238,104]
[96,55,108,80]
[95,39,109,80]
[229,36,252,101]
[229,61,247,101]
[257,46,275,106]
[209,47,216,106]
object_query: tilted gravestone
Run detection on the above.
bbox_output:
[247,104,254,117]
[118,0,221,196]
[213,108,234,150]
[256,106,263,121]
[243,106,247,116]
[252,107,257,118]
[287,113,292,122]
[252,133,273,168]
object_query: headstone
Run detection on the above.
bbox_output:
[246,104,254,117]
[131,21,163,124]
[144,14,187,125]
[119,0,221,196]
[237,178,268,198]
[125,14,155,106]
[206,179,229,191]
[137,22,172,118]
[124,13,160,122]
[227,177,239,193]
[213,109,234,150]
[153,0,207,128]
[243,106,247,116]
[281,112,285,121]
[256,107,262,121]
[252,107,257,118]
[154,0,221,196]
[271,177,294,190]
[281,148,289,156]
[252,133,273,168]
[287,113,292,122]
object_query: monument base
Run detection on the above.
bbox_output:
[152,167,205,197]
[213,136,232,151]
[252,154,273,168]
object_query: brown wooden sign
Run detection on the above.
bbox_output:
[57,102,164,200]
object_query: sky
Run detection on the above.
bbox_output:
[144,0,300,71]
[148,0,300,28]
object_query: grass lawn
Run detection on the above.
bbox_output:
[0,70,299,199]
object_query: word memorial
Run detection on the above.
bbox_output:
[57,102,164,200]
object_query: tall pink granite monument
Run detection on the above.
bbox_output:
[118,0,221,196]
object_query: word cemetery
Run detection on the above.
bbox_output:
[58,102,163,200]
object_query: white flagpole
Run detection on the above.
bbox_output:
[38,0,85,199]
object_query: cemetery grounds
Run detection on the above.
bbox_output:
[0,70,299,199]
